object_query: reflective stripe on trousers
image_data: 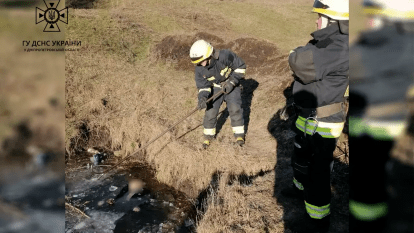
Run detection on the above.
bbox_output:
[232,126,244,135]
[296,116,344,138]
[293,177,304,190]
[203,128,216,136]
[305,201,330,219]
[349,200,388,221]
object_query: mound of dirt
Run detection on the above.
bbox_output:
[194,32,225,46]
[154,32,226,73]
[225,38,290,76]
[154,32,290,76]
[154,35,195,73]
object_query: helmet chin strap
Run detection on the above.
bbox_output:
[321,15,329,29]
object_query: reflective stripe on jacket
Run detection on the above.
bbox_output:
[195,49,246,99]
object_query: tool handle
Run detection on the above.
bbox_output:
[202,90,225,107]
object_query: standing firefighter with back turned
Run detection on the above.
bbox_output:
[189,40,247,149]
[281,0,349,232]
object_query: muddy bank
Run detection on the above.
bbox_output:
[65,152,197,233]
[154,32,290,76]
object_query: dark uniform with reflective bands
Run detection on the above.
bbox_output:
[195,49,246,139]
[288,21,349,222]
[349,22,414,233]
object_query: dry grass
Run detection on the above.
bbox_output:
[197,172,285,233]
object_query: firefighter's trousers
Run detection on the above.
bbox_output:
[292,129,337,220]
[203,86,244,138]
[349,135,393,233]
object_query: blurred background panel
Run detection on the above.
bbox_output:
[349,0,414,232]
[0,0,65,232]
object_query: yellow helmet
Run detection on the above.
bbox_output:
[312,0,349,20]
[189,40,213,64]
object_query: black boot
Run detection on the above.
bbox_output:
[236,136,245,146]
[202,140,210,149]
[288,213,330,233]
[281,185,304,200]
[202,135,214,149]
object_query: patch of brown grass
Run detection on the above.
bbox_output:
[197,172,285,233]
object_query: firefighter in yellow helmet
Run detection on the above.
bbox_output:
[189,40,247,148]
[349,1,414,232]
[280,0,349,232]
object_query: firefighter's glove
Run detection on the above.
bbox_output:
[198,97,208,110]
[223,81,235,94]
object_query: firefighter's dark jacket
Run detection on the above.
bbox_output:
[195,49,246,100]
[289,21,349,122]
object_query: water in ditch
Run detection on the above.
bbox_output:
[65,152,196,233]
